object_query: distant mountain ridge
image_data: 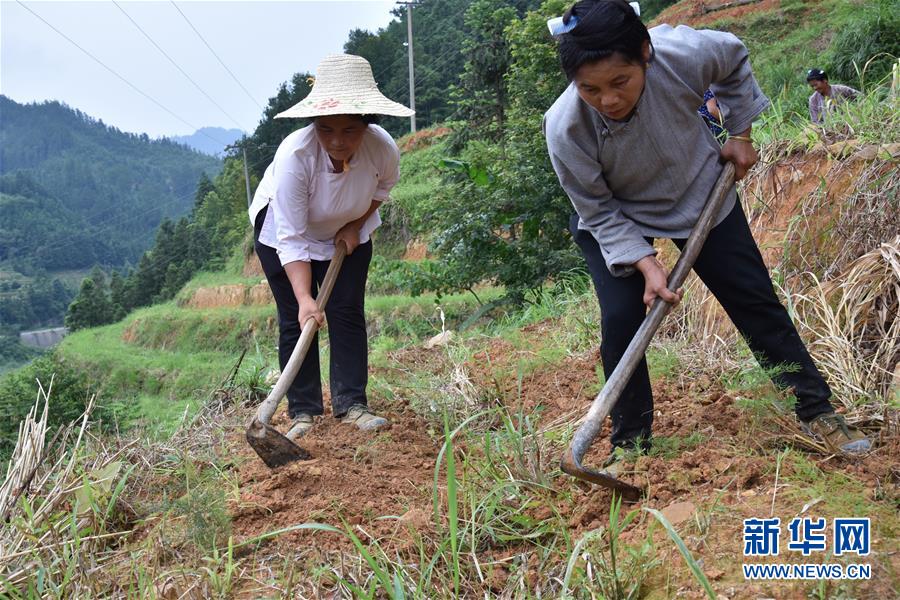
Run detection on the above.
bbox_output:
[170,127,244,156]
[0,95,221,270]
[0,95,222,337]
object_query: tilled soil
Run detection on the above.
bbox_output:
[229,324,897,597]
[231,398,440,554]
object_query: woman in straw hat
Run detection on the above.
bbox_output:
[248,54,413,439]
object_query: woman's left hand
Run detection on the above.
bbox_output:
[720,130,758,181]
[335,224,361,255]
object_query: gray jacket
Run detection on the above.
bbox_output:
[544,25,769,277]
[808,84,859,123]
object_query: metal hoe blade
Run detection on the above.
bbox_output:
[562,447,642,502]
[246,419,311,468]
[561,164,736,500]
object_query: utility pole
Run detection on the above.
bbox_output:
[225,141,254,207]
[242,146,252,207]
[399,2,417,133]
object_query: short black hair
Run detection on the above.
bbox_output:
[806,68,828,82]
[557,0,651,81]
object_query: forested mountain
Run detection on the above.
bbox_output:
[0,96,221,272]
[170,127,244,156]
[0,96,221,362]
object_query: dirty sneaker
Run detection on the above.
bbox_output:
[601,446,642,478]
[801,412,871,456]
[285,413,314,441]
[341,404,389,431]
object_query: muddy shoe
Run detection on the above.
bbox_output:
[801,412,871,456]
[601,447,642,478]
[341,404,389,431]
[285,413,314,441]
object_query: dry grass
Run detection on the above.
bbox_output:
[0,383,133,596]
[0,370,257,598]
[655,146,899,427]
[789,237,900,418]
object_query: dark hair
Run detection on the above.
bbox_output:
[806,68,827,82]
[557,0,651,80]
[312,114,380,124]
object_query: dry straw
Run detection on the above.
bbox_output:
[790,236,900,419]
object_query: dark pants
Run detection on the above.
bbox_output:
[570,201,834,450]
[255,206,371,418]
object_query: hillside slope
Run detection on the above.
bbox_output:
[0,96,222,271]
[14,136,892,597]
[3,0,898,595]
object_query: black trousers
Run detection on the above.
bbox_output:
[255,206,371,418]
[570,201,834,450]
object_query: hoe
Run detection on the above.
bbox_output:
[561,164,736,501]
[246,242,348,468]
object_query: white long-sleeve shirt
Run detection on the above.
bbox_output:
[248,123,400,264]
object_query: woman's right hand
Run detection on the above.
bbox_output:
[298,296,325,331]
[635,255,683,309]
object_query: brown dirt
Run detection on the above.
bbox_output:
[224,146,898,594]
[242,251,265,277]
[397,126,452,153]
[231,396,440,555]
[402,239,429,261]
[226,315,897,596]
[179,283,273,310]
[745,152,882,269]
[654,0,783,29]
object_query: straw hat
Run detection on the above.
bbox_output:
[275,54,414,119]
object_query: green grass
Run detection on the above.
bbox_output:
[781,451,900,551]
[649,432,709,459]
[647,345,682,380]
[706,0,851,116]
[367,286,504,340]
[114,302,277,354]
[58,318,238,434]
[49,278,501,436]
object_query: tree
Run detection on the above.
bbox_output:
[416,0,579,301]
[450,0,518,145]
[65,267,114,330]
[242,73,314,180]
[191,172,216,216]
[108,270,128,320]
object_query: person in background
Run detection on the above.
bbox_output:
[806,68,860,124]
[248,54,413,440]
[543,0,871,475]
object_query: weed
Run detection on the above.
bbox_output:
[169,458,232,553]
[649,432,708,459]
[645,507,716,599]
[563,496,658,599]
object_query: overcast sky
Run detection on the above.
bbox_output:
[1,1,399,138]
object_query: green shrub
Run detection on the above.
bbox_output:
[825,0,900,88]
[0,353,97,460]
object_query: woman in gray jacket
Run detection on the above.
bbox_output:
[543,0,870,473]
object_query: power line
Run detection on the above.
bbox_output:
[14,1,230,148]
[170,1,264,111]
[375,2,465,102]
[112,0,247,131]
